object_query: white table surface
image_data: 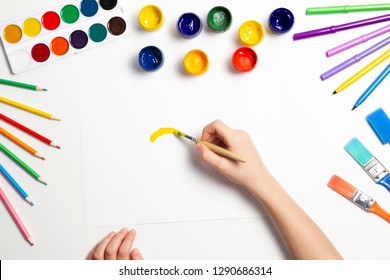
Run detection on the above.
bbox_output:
[1,0,390,260]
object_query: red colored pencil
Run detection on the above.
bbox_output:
[0,113,60,149]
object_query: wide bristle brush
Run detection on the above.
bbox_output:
[327,175,390,223]
[366,108,390,145]
[344,137,390,192]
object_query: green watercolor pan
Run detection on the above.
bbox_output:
[0,0,128,74]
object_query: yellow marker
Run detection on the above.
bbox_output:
[150,127,246,163]
[238,20,264,46]
[0,95,60,121]
[333,48,390,95]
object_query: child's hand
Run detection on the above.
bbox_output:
[196,120,273,193]
[88,228,144,260]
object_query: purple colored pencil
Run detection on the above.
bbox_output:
[293,13,390,40]
[327,24,390,57]
[321,35,390,80]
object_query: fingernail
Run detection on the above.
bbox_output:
[120,228,128,233]
[129,229,136,234]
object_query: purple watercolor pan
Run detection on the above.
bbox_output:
[0,0,128,74]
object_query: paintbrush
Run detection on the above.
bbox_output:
[327,175,390,223]
[149,127,246,163]
[175,130,246,163]
[366,108,390,145]
[344,137,390,192]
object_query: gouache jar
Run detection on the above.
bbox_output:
[232,47,257,73]
[268,8,294,34]
[183,49,208,75]
[177,13,202,38]
[207,6,232,32]
[238,20,264,46]
[138,46,164,71]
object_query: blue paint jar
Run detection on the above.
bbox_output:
[177,13,202,38]
[138,46,164,71]
[268,8,294,34]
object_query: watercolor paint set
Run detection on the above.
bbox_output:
[0,0,128,74]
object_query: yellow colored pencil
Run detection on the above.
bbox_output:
[0,127,45,160]
[332,48,390,95]
[0,95,61,121]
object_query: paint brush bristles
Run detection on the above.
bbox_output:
[327,175,390,222]
[174,130,247,163]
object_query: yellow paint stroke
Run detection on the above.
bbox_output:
[149,127,179,142]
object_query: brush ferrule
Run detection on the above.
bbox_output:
[351,190,374,212]
[363,157,389,183]
[184,134,197,142]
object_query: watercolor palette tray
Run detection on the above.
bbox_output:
[0,0,128,74]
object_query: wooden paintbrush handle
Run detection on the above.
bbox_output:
[197,140,246,163]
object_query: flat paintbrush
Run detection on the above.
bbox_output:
[328,175,390,223]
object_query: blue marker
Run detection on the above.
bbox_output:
[0,164,34,206]
[352,62,390,110]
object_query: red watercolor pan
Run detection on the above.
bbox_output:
[0,0,127,74]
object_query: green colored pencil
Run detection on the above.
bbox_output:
[0,78,47,91]
[307,3,390,15]
[0,143,47,185]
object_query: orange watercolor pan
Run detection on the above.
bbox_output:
[0,0,128,74]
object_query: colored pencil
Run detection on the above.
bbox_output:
[0,113,60,148]
[321,35,390,80]
[0,143,47,185]
[293,13,390,40]
[0,127,45,160]
[352,62,390,110]
[0,185,34,245]
[326,24,390,57]
[332,49,390,95]
[0,95,60,120]
[0,78,46,91]
[307,3,390,15]
[0,164,34,206]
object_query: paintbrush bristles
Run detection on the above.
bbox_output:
[327,175,357,199]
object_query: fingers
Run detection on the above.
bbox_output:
[201,120,233,145]
[90,231,116,260]
[131,248,144,260]
[90,228,143,260]
[196,142,231,173]
[117,229,136,260]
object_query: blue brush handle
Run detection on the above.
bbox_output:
[378,175,390,192]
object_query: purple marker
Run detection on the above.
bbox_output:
[293,13,390,40]
[321,35,390,80]
[327,24,390,57]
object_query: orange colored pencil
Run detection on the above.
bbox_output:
[0,127,45,160]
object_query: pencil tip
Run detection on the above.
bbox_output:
[43,88,47,91]
[332,90,337,95]
[351,105,357,111]
[30,201,34,206]
[56,145,61,149]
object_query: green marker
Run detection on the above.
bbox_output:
[0,143,47,185]
[306,3,390,15]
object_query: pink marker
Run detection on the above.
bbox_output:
[327,23,390,57]
[0,186,34,246]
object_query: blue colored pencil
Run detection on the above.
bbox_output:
[352,62,390,110]
[0,164,34,206]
